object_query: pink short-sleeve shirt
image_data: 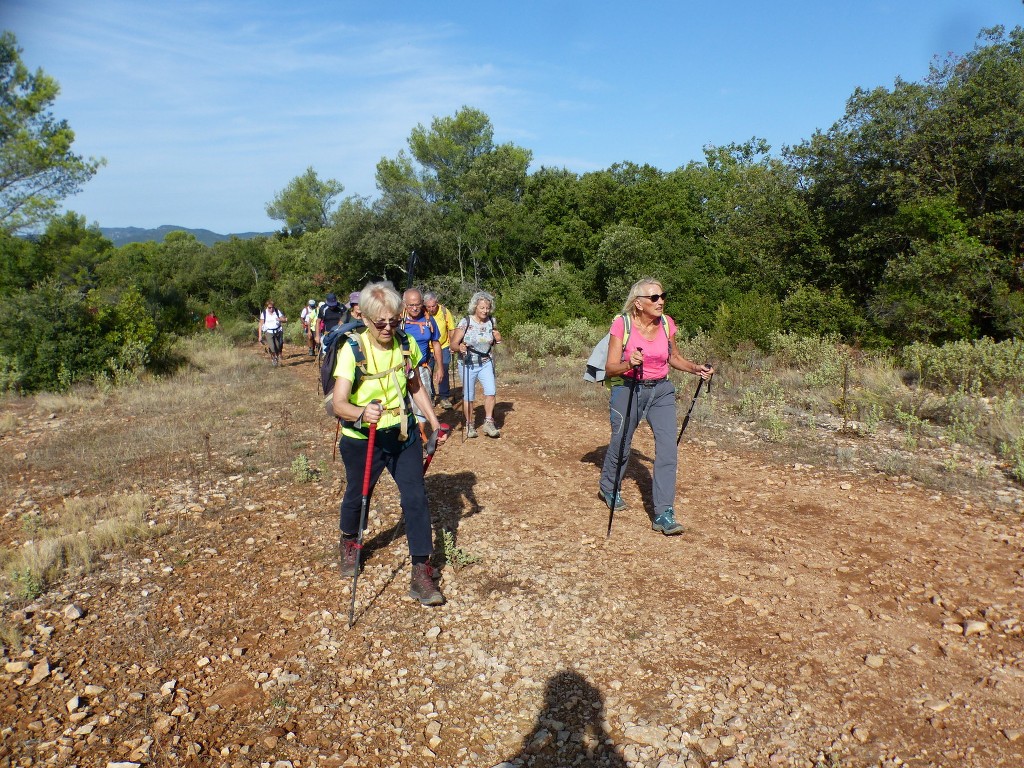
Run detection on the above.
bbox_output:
[609,314,677,380]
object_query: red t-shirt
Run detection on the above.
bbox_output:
[205,313,218,330]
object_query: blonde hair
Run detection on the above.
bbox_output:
[621,277,662,316]
[359,281,402,322]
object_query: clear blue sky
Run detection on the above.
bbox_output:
[4,0,1022,234]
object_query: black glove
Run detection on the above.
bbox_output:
[425,424,450,456]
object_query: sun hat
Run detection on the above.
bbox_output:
[326,293,338,307]
[348,292,360,307]
[308,299,315,306]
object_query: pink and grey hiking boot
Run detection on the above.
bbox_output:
[339,537,360,577]
[408,563,445,606]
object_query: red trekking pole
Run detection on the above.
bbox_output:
[347,402,379,629]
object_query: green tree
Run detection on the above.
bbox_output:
[0,32,104,233]
[376,106,532,284]
[266,166,344,235]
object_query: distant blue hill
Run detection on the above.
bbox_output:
[99,225,275,247]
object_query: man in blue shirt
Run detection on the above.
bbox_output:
[402,288,443,441]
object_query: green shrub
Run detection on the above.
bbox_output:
[782,284,864,338]
[712,291,782,355]
[507,319,605,359]
[290,453,319,483]
[1000,436,1024,483]
[442,528,480,568]
[901,337,1024,393]
[501,263,606,328]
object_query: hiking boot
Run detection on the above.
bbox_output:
[408,563,444,606]
[598,489,627,511]
[652,508,684,535]
[466,425,478,438]
[481,419,500,438]
[439,398,453,410]
[339,537,361,577]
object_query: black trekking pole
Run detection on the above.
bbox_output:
[406,250,417,290]
[607,352,642,539]
[348,403,380,629]
[423,423,451,473]
[676,368,714,446]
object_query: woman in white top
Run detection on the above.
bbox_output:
[450,291,502,438]
[258,299,287,366]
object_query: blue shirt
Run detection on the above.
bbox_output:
[402,314,440,364]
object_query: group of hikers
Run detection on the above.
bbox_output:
[249,276,712,611]
[328,277,712,611]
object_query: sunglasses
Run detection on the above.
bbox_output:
[641,293,668,302]
[370,318,401,330]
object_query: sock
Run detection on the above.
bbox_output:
[411,555,428,566]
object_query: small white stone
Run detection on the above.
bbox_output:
[963,620,988,637]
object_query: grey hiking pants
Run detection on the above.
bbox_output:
[599,379,678,516]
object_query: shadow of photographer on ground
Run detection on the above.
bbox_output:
[496,670,625,767]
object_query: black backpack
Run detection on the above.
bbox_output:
[319,303,346,333]
[321,321,413,419]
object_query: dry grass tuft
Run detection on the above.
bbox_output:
[0,412,17,435]
[2,493,161,600]
[0,620,22,653]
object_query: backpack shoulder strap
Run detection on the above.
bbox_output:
[621,313,632,345]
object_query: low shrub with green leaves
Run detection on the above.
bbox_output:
[902,337,1024,393]
[0,281,172,393]
[441,528,481,568]
[507,319,605,359]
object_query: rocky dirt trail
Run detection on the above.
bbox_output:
[2,345,1024,768]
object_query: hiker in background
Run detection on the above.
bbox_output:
[317,293,346,348]
[451,291,501,438]
[401,288,443,442]
[204,311,219,331]
[331,281,447,606]
[597,277,713,535]
[258,299,287,367]
[342,292,362,325]
[300,299,317,355]
[424,291,455,410]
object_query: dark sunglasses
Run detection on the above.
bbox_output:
[370,318,401,330]
[641,292,668,302]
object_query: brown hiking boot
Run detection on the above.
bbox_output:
[408,563,444,606]
[339,536,360,577]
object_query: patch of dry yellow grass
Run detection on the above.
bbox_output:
[2,493,161,599]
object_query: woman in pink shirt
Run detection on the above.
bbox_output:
[598,278,714,535]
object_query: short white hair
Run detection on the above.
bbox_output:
[467,291,495,315]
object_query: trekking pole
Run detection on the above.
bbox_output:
[676,367,714,446]
[348,401,380,629]
[607,351,643,539]
[423,423,451,473]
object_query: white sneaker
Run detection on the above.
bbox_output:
[466,425,478,438]
[482,420,500,438]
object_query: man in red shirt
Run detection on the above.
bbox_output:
[204,312,219,331]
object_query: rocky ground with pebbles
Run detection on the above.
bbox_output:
[2,345,1024,768]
